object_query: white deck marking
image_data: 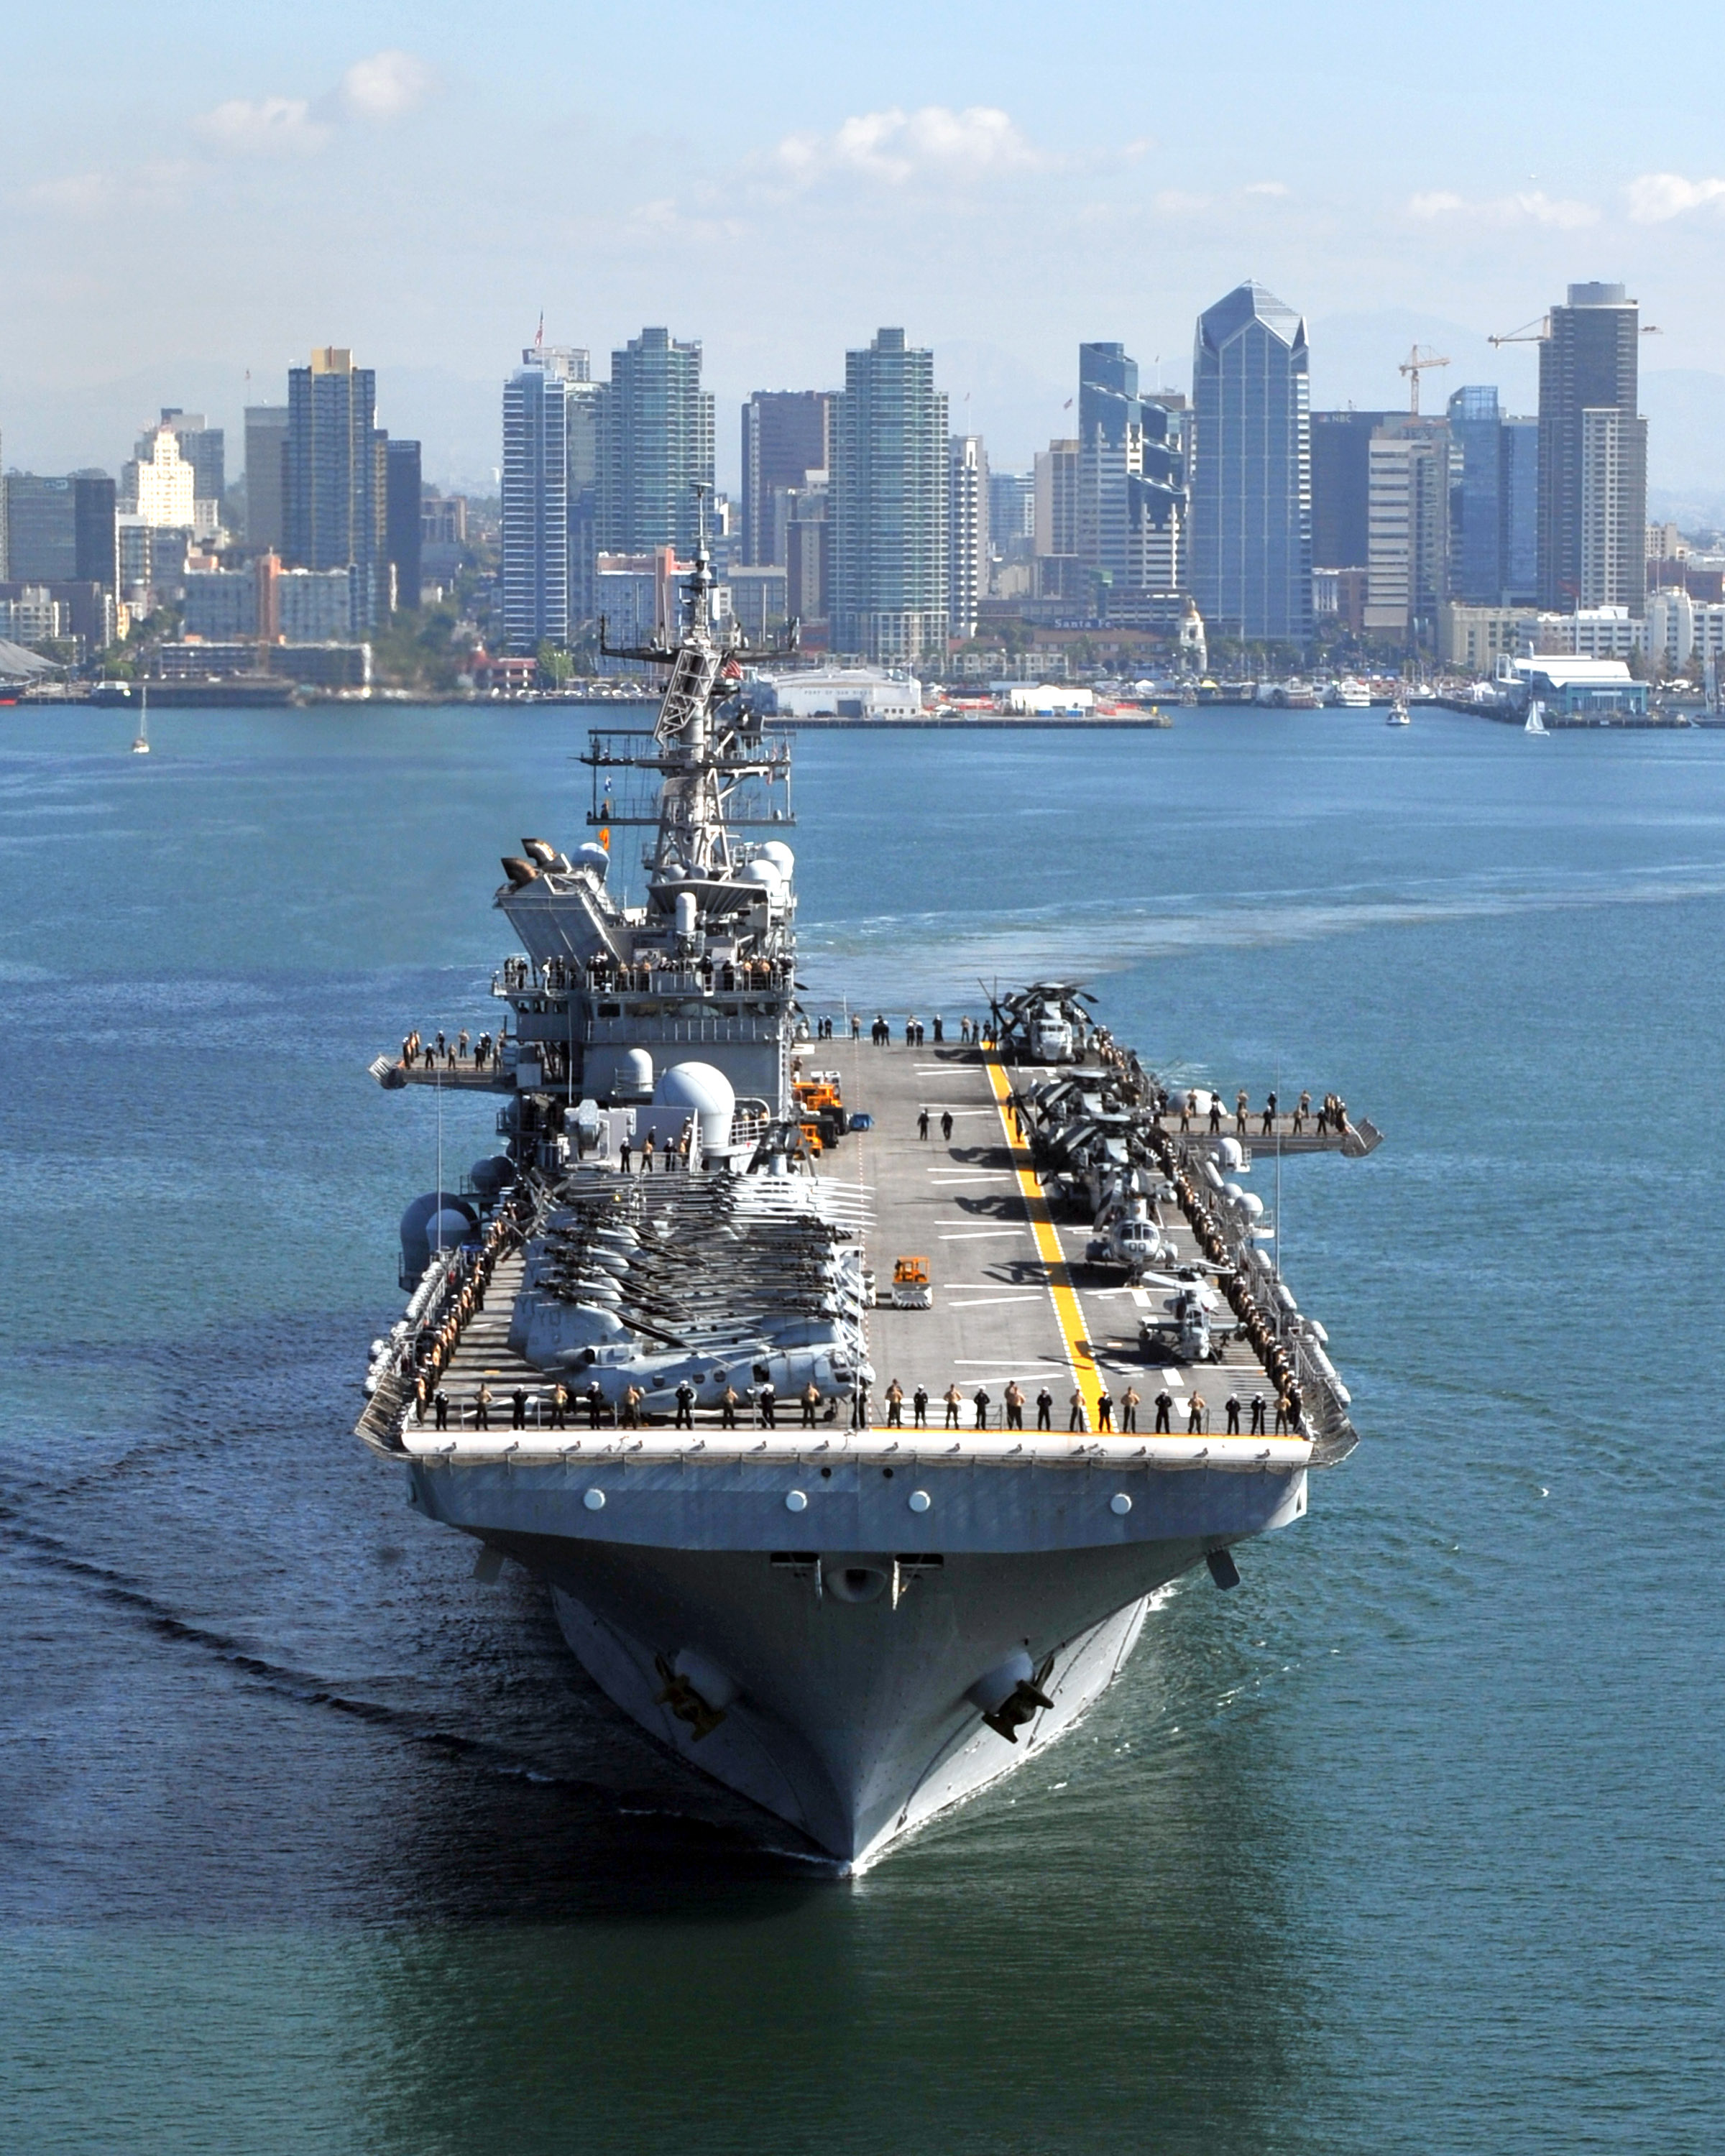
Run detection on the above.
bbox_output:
[937,1228,1030,1240]
[945,1293,1045,1309]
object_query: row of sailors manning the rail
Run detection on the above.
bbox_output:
[1172,1088,1351,1137]
[415,1377,1301,1437]
[495,954,794,995]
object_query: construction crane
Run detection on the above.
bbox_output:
[1491,313,1662,346]
[1489,315,1550,349]
[1399,344,1450,416]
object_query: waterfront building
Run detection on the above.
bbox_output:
[385,440,422,612]
[1646,587,1725,668]
[1190,281,1312,644]
[740,392,833,566]
[502,354,569,654]
[277,565,359,642]
[948,434,989,640]
[181,568,259,639]
[597,328,714,558]
[1537,283,1646,614]
[1502,417,1539,604]
[244,406,290,550]
[760,665,923,719]
[988,471,1035,566]
[284,347,385,628]
[1447,387,1505,604]
[830,328,949,664]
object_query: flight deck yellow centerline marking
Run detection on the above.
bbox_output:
[983,1053,1100,1422]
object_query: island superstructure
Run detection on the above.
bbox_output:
[358,536,1379,1869]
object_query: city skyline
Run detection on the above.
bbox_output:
[8,5,1725,503]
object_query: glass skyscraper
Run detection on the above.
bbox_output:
[502,356,570,655]
[830,328,949,663]
[1537,283,1644,613]
[1190,282,1312,645]
[597,328,714,556]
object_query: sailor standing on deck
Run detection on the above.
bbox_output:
[1154,1390,1174,1432]
[1121,1385,1139,1432]
[1096,1387,1113,1431]
[1035,1387,1053,1430]
[886,1380,905,1427]
[674,1381,695,1429]
[912,1385,929,1428]
[940,1110,954,1141]
[1004,1381,1025,1431]
[972,1388,990,1429]
[918,1109,929,1140]
[944,1384,963,1429]
[1069,1389,1088,1432]
[801,1381,821,1427]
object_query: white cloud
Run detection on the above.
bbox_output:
[1407,188,1596,229]
[339,50,435,123]
[773,105,1049,186]
[191,51,432,157]
[194,94,330,157]
[1627,172,1725,223]
[1242,180,1290,198]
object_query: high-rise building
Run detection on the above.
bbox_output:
[831,328,949,663]
[124,425,197,530]
[1447,387,1504,604]
[245,406,290,551]
[1580,407,1647,611]
[783,475,831,635]
[741,392,833,566]
[2,474,117,591]
[1502,418,1539,604]
[502,355,569,654]
[284,347,383,627]
[1130,394,1187,597]
[1190,281,1312,643]
[1077,342,1141,595]
[155,410,225,521]
[1032,438,1081,601]
[385,439,422,612]
[947,435,989,640]
[1311,410,1391,571]
[988,471,1035,559]
[1446,388,1542,607]
[1364,418,1450,645]
[1537,283,1646,614]
[597,327,714,557]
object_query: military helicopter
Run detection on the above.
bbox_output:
[1085,1197,1176,1279]
[1136,1269,1234,1364]
[988,980,1098,1066]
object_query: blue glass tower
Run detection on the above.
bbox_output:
[1190,282,1312,644]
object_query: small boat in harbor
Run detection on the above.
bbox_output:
[130,683,150,756]
[1386,694,1410,727]
[1524,700,1549,737]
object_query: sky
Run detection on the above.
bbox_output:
[7,0,1725,506]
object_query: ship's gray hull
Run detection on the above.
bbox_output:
[409,1456,1307,1868]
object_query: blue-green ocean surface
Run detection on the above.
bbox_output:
[1,704,1721,2155]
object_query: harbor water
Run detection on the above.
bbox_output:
[1,704,1721,2153]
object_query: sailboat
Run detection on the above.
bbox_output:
[130,681,150,756]
[1524,699,1549,737]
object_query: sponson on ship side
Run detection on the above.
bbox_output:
[356,528,1376,1870]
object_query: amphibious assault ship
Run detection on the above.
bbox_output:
[358,539,1380,1870]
